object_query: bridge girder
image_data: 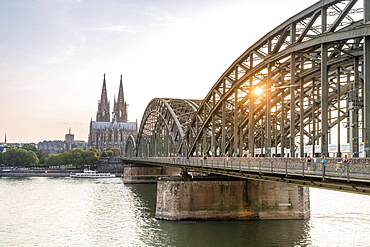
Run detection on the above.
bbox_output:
[126,98,201,157]
[129,0,370,159]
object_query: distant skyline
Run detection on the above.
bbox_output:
[0,0,318,143]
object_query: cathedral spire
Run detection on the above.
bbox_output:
[113,74,128,122]
[118,74,124,104]
[96,73,110,122]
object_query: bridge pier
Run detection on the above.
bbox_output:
[123,165,181,183]
[156,178,310,221]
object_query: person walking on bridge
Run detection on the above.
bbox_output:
[340,154,349,176]
[312,156,317,172]
[306,156,312,171]
[321,155,327,177]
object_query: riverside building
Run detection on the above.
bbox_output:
[38,129,87,156]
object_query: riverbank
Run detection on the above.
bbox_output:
[0,170,123,177]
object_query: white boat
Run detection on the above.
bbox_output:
[70,169,116,178]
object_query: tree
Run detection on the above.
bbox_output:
[100,151,108,157]
[83,150,99,166]
[3,148,39,166]
[22,144,45,164]
[22,144,37,152]
[44,148,101,167]
[26,151,38,165]
[87,148,99,154]
[100,150,114,157]
[45,154,62,166]
[69,148,84,166]
[106,147,120,156]
[0,152,4,164]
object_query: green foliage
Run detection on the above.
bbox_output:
[27,151,38,165]
[22,144,45,164]
[100,147,119,157]
[83,150,99,165]
[87,148,99,154]
[22,144,37,152]
[44,148,100,167]
[45,154,62,166]
[100,151,108,157]
[106,147,120,155]
[3,148,39,166]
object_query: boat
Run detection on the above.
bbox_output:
[70,169,116,178]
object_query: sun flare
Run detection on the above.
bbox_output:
[254,87,263,95]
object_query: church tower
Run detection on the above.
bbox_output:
[96,74,110,122]
[112,74,128,122]
[88,73,137,154]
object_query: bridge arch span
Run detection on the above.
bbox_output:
[131,0,370,159]
[125,135,136,157]
[185,0,370,158]
[128,98,201,157]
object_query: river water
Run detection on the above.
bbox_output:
[0,177,369,247]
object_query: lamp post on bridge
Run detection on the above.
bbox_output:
[363,0,370,157]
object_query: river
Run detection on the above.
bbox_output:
[0,177,369,246]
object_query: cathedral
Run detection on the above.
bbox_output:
[88,74,137,155]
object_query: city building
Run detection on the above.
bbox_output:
[37,140,66,156]
[0,134,39,152]
[88,74,137,155]
[38,129,87,156]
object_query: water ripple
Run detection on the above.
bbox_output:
[1,178,370,246]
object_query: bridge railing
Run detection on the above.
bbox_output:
[128,157,370,182]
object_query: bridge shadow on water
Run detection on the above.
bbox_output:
[126,183,311,247]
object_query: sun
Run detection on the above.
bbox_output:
[254,87,263,95]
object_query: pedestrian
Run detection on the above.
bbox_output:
[312,156,317,171]
[342,154,349,163]
[321,155,327,176]
[340,154,349,176]
[203,153,207,160]
[306,156,312,170]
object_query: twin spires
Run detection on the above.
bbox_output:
[96,74,128,123]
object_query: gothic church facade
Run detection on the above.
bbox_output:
[88,74,137,155]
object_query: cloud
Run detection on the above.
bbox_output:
[47,45,77,64]
[91,25,134,34]
[41,35,86,65]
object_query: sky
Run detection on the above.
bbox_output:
[0,0,319,143]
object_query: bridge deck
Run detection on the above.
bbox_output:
[122,157,370,195]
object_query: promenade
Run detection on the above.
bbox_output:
[0,169,74,177]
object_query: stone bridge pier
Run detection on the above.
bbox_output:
[156,178,310,221]
[123,164,180,183]
[124,165,310,220]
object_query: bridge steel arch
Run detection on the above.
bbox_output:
[184,0,370,158]
[125,135,136,157]
[130,0,370,159]
[127,98,201,157]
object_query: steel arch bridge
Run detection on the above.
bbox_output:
[126,0,370,159]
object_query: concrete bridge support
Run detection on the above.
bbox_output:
[156,179,310,221]
[123,165,181,183]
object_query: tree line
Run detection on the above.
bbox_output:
[0,145,120,167]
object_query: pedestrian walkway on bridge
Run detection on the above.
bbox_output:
[122,157,370,195]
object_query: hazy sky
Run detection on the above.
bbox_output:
[0,0,318,143]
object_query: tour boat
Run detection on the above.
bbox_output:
[70,169,116,178]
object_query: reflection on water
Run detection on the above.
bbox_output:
[1,177,370,246]
[129,183,311,247]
